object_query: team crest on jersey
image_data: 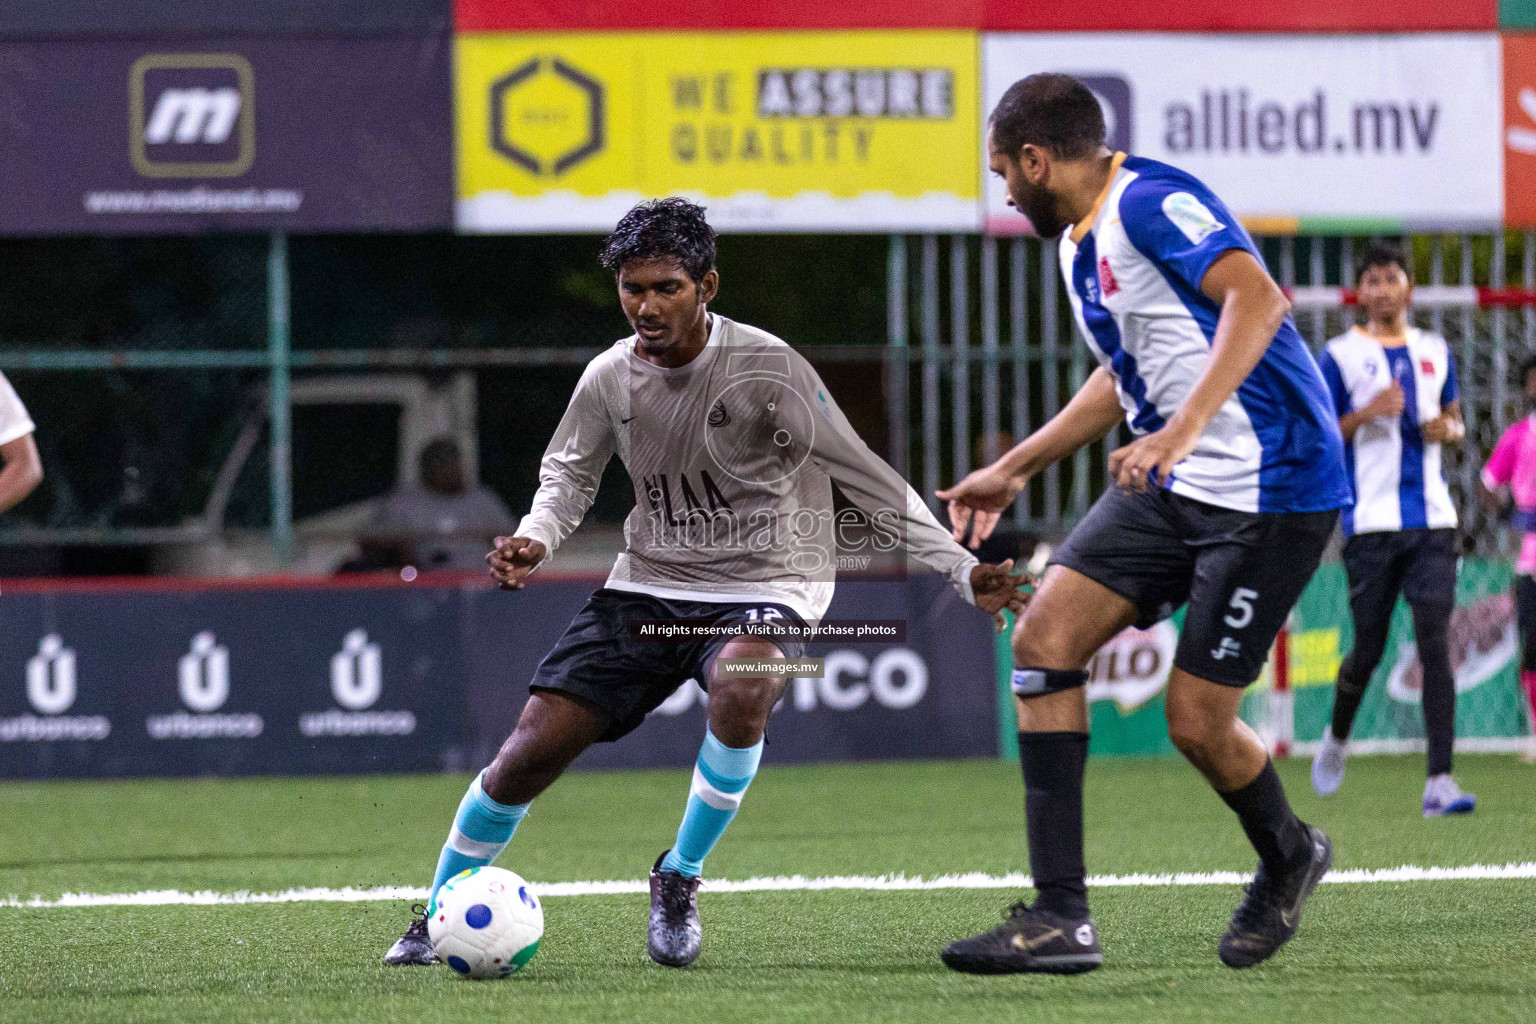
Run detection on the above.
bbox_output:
[1161,191,1225,245]
[1420,359,1435,375]
[1097,256,1120,298]
[708,399,731,427]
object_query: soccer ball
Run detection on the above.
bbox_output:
[427,866,543,979]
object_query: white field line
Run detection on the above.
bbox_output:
[1289,737,1531,756]
[3,862,1535,909]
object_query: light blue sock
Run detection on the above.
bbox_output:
[659,728,764,878]
[429,770,530,899]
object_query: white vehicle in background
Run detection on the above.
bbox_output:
[153,372,479,576]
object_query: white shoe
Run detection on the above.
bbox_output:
[1422,773,1477,817]
[1311,728,1347,796]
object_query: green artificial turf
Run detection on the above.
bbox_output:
[1,755,1533,1023]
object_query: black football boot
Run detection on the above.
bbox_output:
[648,851,703,967]
[941,902,1102,975]
[1219,824,1333,969]
[382,903,437,966]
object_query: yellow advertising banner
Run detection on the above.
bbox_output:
[456,31,980,232]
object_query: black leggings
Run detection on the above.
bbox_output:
[1515,576,1536,673]
[1332,530,1458,777]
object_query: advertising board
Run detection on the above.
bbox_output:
[456,31,980,232]
[983,34,1503,234]
[0,37,453,234]
[0,573,997,779]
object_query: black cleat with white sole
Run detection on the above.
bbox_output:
[1219,824,1332,969]
[382,903,437,966]
[941,903,1102,975]
[648,851,703,967]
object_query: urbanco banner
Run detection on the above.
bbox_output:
[0,584,468,778]
[982,33,1503,234]
[464,572,998,770]
[0,36,453,235]
[0,572,996,779]
[455,31,981,232]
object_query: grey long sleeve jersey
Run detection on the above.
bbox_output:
[515,314,979,622]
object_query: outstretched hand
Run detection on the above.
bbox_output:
[937,467,1024,549]
[970,559,1032,633]
[487,536,547,591]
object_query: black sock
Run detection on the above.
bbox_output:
[1413,604,1456,777]
[1218,759,1310,877]
[1019,731,1089,920]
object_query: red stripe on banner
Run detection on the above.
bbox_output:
[981,0,1495,31]
[454,0,981,30]
[453,0,1495,31]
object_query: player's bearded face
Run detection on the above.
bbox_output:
[990,139,1068,238]
[1013,177,1068,238]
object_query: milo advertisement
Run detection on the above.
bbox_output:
[1285,558,1526,752]
[996,558,1530,757]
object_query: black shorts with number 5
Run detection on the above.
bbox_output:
[1050,486,1337,686]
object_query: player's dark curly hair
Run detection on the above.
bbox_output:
[599,197,717,283]
[1357,242,1412,283]
[989,73,1105,161]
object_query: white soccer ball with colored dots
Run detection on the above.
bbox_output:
[427,866,543,979]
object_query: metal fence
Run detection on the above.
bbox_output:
[0,230,1530,570]
[888,231,1536,553]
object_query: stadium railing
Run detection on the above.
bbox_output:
[0,231,1530,570]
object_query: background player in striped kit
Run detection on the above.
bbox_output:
[1480,355,1536,764]
[1312,245,1473,816]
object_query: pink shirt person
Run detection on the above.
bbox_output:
[1482,415,1536,575]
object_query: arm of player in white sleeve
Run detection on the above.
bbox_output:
[789,354,980,605]
[0,372,36,447]
[514,361,617,565]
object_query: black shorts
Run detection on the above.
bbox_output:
[1342,528,1458,625]
[1051,486,1337,686]
[529,587,809,742]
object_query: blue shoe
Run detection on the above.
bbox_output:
[1423,774,1476,817]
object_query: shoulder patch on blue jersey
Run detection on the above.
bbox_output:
[1161,192,1225,245]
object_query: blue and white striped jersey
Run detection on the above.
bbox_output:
[1060,154,1351,515]
[1317,326,1459,537]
